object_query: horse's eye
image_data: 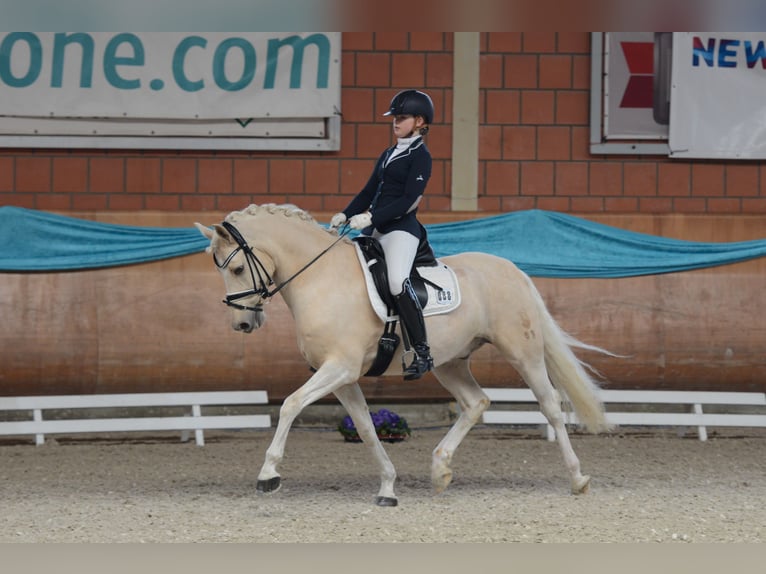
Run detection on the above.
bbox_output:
[233,265,245,276]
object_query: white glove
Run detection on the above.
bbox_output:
[349,212,373,230]
[330,212,347,229]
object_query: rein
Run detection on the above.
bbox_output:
[214,220,350,312]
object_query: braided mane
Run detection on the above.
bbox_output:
[227,203,313,222]
[257,203,316,221]
[226,203,344,237]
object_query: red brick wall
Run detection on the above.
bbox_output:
[1,32,764,216]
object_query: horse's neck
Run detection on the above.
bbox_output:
[244,214,342,292]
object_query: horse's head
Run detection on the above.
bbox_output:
[195,221,268,333]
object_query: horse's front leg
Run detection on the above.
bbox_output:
[333,383,398,506]
[256,361,357,494]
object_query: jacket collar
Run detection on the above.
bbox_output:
[384,136,423,167]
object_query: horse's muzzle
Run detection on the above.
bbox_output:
[232,309,265,333]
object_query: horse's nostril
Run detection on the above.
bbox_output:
[238,322,251,331]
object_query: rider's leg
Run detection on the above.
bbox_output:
[394,278,434,379]
[375,230,433,380]
[375,230,418,296]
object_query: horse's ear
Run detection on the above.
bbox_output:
[211,224,232,243]
[194,222,214,240]
[194,222,232,244]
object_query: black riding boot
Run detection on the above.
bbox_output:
[394,280,434,380]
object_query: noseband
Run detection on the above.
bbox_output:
[213,219,350,313]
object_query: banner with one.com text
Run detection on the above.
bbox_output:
[0,32,340,120]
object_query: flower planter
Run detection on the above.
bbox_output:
[343,433,408,443]
[380,434,407,443]
[338,409,411,443]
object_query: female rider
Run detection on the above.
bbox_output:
[330,89,435,380]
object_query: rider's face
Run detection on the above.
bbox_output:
[393,114,425,138]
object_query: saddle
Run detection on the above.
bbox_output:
[353,231,438,311]
[352,229,460,377]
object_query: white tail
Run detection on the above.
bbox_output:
[524,274,612,433]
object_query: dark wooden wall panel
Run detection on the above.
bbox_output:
[2,211,764,401]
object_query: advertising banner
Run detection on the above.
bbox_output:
[0,32,340,120]
[669,32,766,159]
[0,32,340,149]
[603,32,669,140]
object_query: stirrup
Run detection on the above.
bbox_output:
[403,351,433,381]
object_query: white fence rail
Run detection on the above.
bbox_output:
[0,391,271,446]
[482,388,766,441]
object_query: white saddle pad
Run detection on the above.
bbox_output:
[353,243,462,323]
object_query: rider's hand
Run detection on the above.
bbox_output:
[330,212,347,229]
[349,212,372,230]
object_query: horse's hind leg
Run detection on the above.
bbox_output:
[333,383,398,506]
[430,357,491,494]
[515,359,590,494]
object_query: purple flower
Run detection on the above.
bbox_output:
[338,408,411,441]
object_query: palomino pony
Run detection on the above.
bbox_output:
[195,203,611,506]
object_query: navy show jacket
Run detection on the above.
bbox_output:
[342,137,432,238]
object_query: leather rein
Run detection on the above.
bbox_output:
[213,220,350,312]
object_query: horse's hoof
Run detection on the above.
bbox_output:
[431,467,453,494]
[256,476,282,494]
[375,496,398,507]
[571,475,590,495]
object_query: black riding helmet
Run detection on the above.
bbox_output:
[383,89,434,125]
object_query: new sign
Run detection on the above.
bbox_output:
[670,32,766,159]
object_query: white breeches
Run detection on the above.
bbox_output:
[372,230,419,295]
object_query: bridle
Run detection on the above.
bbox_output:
[213,221,274,312]
[213,220,350,313]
